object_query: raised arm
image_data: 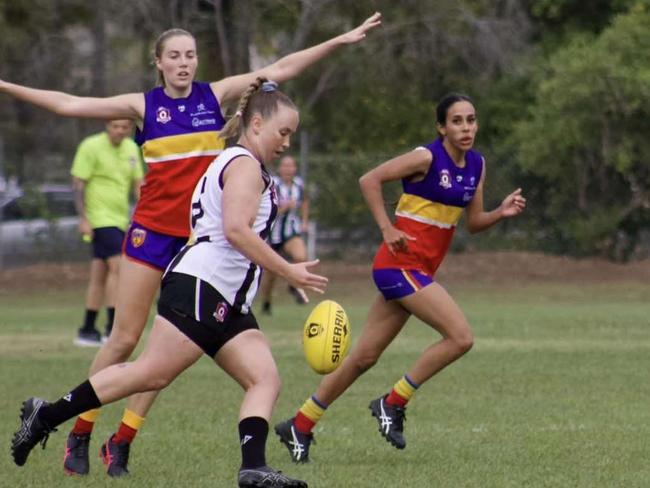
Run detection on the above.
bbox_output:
[359,148,431,254]
[464,160,526,234]
[222,157,327,294]
[211,12,382,104]
[0,79,144,121]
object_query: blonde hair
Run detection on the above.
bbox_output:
[153,28,195,87]
[220,77,297,140]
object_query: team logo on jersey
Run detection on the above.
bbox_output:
[156,106,172,124]
[131,228,147,248]
[191,103,215,116]
[213,302,229,323]
[307,322,323,338]
[439,169,452,190]
[178,104,186,112]
[456,175,463,182]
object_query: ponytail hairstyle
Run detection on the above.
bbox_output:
[435,92,474,126]
[220,77,297,140]
[153,28,195,87]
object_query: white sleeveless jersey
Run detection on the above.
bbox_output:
[168,146,277,313]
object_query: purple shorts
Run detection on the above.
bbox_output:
[372,268,434,300]
[122,221,188,271]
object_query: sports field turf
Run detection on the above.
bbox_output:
[1,257,649,487]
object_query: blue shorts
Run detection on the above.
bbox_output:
[91,227,125,260]
[122,221,188,271]
[372,268,434,300]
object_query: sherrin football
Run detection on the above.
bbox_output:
[303,300,351,374]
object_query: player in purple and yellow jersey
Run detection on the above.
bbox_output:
[275,93,526,462]
[0,12,381,478]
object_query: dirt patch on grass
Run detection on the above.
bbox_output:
[1,252,648,292]
[319,251,650,286]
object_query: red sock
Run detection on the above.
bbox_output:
[294,411,316,434]
[385,389,408,408]
[71,417,95,435]
[112,422,138,444]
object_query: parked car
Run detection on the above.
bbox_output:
[0,184,84,266]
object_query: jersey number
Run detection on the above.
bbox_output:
[191,176,208,229]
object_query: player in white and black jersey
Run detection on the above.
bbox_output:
[11,78,328,488]
[260,155,311,313]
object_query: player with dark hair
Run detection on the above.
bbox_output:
[275,93,526,462]
[11,78,328,488]
[0,13,381,477]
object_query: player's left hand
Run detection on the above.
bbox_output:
[338,12,382,44]
[499,188,526,218]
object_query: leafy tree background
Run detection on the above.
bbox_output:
[0,0,648,260]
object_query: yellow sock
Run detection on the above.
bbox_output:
[299,396,326,423]
[392,375,419,404]
[122,408,145,430]
[79,408,100,423]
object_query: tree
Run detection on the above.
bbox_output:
[513,3,650,259]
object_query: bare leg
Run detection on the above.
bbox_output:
[88,257,161,376]
[282,236,307,262]
[397,282,473,385]
[315,294,410,405]
[314,283,473,404]
[85,259,107,311]
[215,329,281,421]
[103,255,121,308]
[90,316,203,403]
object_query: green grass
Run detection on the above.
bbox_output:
[1,278,649,487]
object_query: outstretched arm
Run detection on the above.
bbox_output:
[0,79,144,121]
[465,161,526,234]
[211,12,382,104]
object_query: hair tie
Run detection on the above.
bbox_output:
[261,80,278,93]
[235,110,243,117]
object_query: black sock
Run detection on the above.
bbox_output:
[39,380,101,428]
[82,310,98,331]
[239,416,268,469]
[105,307,115,334]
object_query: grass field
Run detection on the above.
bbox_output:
[1,258,649,487]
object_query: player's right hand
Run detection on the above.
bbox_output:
[382,225,416,255]
[285,259,328,297]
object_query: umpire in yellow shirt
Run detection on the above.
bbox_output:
[71,120,143,346]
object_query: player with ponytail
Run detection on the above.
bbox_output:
[1,13,380,478]
[12,78,328,488]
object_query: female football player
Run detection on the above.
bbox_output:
[11,78,328,488]
[275,93,526,462]
[0,12,380,477]
[260,154,311,314]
